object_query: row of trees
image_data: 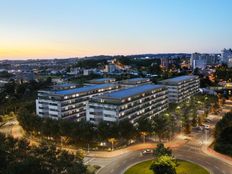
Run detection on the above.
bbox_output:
[17,94,219,149]
[0,78,52,115]
[215,64,232,82]
[170,94,219,134]
[214,112,232,156]
[17,104,176,149]
[0,133,87,174]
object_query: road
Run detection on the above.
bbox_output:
[86,112,232,174]
[1,100,232,173]
[86,137,232,174]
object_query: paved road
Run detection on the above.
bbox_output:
[85,151,152,174]
[86,113,232,174]
[174,141,232,174]
[91,140,232,174]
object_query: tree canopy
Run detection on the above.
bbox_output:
[0,133,86,174]
[214,112,232,157]
[150,155,177,174]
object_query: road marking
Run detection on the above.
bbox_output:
[84,158,95,164]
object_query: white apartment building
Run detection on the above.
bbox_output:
[36,83,120,121]
[86,84,168,124]
[159,75,200,103]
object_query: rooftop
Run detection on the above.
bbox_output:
[54,83,115,95]
[89,78,115,82]
[100,84,164,100]
[160,75,198,84]
[125,78,149,82]
[53,83,76,87]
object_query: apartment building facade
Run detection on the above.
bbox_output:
[86,84,168,124]
[36,83,120,121]
[159,75,200,103]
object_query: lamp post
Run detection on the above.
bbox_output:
[140,132,148,143]
[108,138,116,151]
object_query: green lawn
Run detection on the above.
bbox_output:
[124,160,209,174]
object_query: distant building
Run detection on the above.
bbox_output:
[52,83,78,90]
[68,68,81,75]
[190,53,219,69]
[105,63,116,73]
[120,78,151,86]
[159,75,200,103]
[83,69,94,76]
[88,78,116,84]
[15,71,35,83]
[36,83,120,121]
[161,58,169,68]
[221,48,232,67]
[86,84,168,124]
[52,78,64,84]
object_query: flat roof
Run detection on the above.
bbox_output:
[89,78,115,82]
[53,83,76,87]
[124,78,149,82]
[100,84,164,100]
[160,75,198,84]
[55,83,115,95]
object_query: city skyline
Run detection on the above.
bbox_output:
[1,0,232,59]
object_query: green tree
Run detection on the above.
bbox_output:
[153,143,172,158]
[214,112,232,157]
[152,114,170,142]
[0,133,87,174]
[136,118,153,143]
[118,119,137,140]
[215,112,232,139]
[150,155,177,174]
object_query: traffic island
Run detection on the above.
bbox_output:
[124,159,209,174]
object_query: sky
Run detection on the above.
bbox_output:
[0,0,232,59]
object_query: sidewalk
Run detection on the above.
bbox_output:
[86,134,188,158]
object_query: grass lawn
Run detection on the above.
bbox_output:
[124,160,209,174]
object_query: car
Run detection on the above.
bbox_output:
[203,125,210,130]
[196,126,204,131]
[142,149,153,155]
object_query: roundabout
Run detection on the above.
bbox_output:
[124,159,209,174]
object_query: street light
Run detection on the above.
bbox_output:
[108,138,116,151]
[140,131,148,143]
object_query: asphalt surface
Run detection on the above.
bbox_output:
[86,114,232,174]
[90,140,232,174]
